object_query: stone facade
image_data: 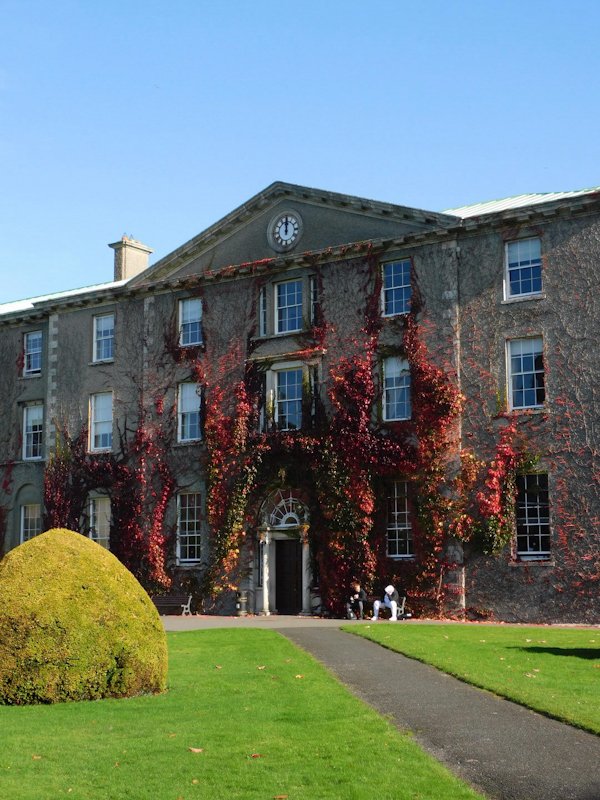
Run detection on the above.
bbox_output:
[0,182,598,622]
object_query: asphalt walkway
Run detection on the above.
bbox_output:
[164,615,600,800]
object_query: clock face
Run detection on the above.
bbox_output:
[268,211,303,252]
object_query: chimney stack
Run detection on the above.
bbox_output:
[108,236,153,281]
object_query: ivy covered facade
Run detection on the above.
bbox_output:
[1,182,598,622]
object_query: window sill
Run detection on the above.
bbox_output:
[387,555,416,561]
[501,293,546,305]
[382,311,410,320]
[252,330,306,343]
[509,558,555,567]
[89,359,114,366]
[89,448,113,454]
[175,439,204,446]
[507,407,546,416]
[19,373,42,380]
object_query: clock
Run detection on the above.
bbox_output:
[267,210,303,252]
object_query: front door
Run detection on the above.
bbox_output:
[275,539,302,614]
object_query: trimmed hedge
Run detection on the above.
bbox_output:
[0,528,168,705]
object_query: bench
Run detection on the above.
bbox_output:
[151,593,192,616]
[367,595,410,620]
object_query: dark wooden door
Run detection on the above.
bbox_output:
[275,539,302,614]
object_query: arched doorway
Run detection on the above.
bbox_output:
[255,489,311,615]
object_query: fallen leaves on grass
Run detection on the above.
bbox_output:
[250,753,264,759]
[295,674,304,679]
[31,755,42,761]
[188,747,204,754]
[257,665,266,670]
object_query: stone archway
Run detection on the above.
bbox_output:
[255,489,311,616]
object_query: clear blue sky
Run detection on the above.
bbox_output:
[1,0,599,303]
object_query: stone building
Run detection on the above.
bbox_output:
[0,182,598,622]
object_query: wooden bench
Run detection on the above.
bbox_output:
[151,593,192,616]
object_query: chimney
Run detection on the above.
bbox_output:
[108,235,153,281]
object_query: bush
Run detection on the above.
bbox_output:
[0,528,168,705]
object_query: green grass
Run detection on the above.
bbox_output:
[0,629,485,800]
[346,622,600,734]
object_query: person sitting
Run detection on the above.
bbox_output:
[372,584,401,621]
[346,581,367,619]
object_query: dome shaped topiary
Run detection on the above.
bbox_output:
[0,528,168,705]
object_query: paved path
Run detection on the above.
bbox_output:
[164,615,600,800]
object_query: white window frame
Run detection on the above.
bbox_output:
[90,392,113,452]
[23,330,42,376]
[262,361,313,432]
[383,356,411,421]
[505,238,542,300]
[275,278,303,335]
[178,382,202,442]
[20,503,42,543]
[274,364,304,431]
[23,404,44,460]
[516,473,550,560]
[179,298,203,347]
[507,337,545,411]
[93,314,115,362]
[382,259,412,317]
[386,480,414,559]
[177,492,203,564]
[88,495,111,549]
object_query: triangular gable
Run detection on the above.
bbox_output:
[131,181,456,287]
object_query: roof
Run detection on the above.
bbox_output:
[444,186,600,218]
[0,279,128,318]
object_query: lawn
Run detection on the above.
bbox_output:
[0,628,485,800]
[346,622,600,734]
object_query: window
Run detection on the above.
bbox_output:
[178,383,202,442]
[179,298,203,346]
[508,338,544,410]
[90,392,113,451]
[88,496,111,549]
[382,259,411,317]
[516,473,550,559]
[177,492,202,563]
[20,503,42,543]
[309,275,319,325]
[259,286,268,337]
[276,279,303,334]
[383,356,411,421]
[275,368,303,430]
[93,314,114,362]
[260,362,316,432]
[506,238,542,298]
[23,404,43,460]
[23,331,42,376]
[387,481,414,558]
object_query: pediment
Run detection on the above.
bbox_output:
[131,182,455,287]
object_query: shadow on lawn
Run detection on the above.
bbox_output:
[511,646,600,660]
